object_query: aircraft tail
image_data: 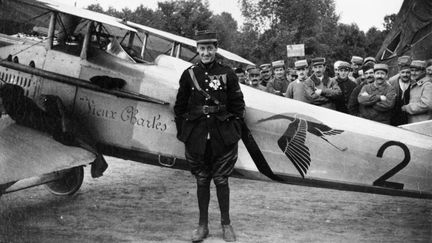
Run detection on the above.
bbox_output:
[399,120,432,137]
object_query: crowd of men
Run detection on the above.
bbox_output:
[234,56,432,126]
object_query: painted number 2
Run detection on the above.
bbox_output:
[373,141,411,190]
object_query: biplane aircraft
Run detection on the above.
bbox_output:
[0,0,431,200]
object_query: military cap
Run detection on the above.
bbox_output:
[363,57,376,65]
[362,62,375,72]
[410,60,426,69]
[195,30,218,44]
[272,60,285,68]
[245,64,256,72]
[374,63,389,73]
[248,67,260,74]
[294,59,308,69]
[311,57,326,66]
[338,61,351,71]
[397,56,412,70]
[260,63,272,71]
[351,56,363,65]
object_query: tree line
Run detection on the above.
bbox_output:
[87,0,396,68]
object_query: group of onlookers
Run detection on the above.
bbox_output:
[234,55,432,126]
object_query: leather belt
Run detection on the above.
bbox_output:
[191,105,226,115]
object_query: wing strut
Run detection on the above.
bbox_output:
[240,121,284,182]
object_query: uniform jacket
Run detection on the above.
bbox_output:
[334,77,357,114]
[285,79,310,103]
[357,81,396,124]
[403,76,432,123]
[174,61,245,156]
[304,74,342,109]
[389,78,410,126]
[266,77,288,96]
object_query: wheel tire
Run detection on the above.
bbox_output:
[44,166,84,196]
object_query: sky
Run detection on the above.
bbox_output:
[67,0,404,31]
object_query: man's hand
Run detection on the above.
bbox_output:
[360,91,369,96]
[380,95,387,101]
[315,89,322,96]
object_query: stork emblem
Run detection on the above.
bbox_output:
[257,113,347,178]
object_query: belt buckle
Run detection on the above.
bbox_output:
[202,105,210,115]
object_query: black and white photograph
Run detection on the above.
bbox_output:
[0,0,431,242]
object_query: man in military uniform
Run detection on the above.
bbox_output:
[285,59,310,103]
[402,60,432,123]
[389,56,412,126]
[247,66,266,90]
[304,57,341,110]
[266,60,289,96]
[334,61,357,113]
[358,63,396,124]
[174,30,245,242]
[259,63,272,87]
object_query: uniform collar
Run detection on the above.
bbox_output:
[197,60,216,70]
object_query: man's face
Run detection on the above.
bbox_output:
[426,65,432,77]
[196,43,217,64]
[312,64,325,77]
[374,70,388,85]
[236,73,246,84]
[410,68,425,81]
[338,68,349,79]
[248,72,261,86]
[364,69,374,83]
[351,63,360,72]
[274,67,285,78]
[261,69,272,79]
[296,68,307,80]
[399,69,411,83]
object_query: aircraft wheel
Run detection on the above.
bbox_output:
[44,166,84,196]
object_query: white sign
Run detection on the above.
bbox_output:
[287,44,305,57]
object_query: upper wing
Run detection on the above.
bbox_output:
[0,116,95,185]
[277,118,311,178]
[125,21,255,66]
[14,0,136,32]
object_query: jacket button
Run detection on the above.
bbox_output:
[205,88,209,91]
[205,72,208,75]
[192,87,195,90]
[206,115,210,118]
[205,79,208,82]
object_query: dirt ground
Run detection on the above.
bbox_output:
[0,157,431,243]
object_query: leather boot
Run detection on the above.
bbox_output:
[222,224,236,242]
[191,224,209,242]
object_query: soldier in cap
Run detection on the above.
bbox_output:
[350,56,364,79]
[401,60,432,123]
[348,62,376,116]
[174,30,244,242]
[259,63,272,87]
[247,66,266,90]
[389,56,412,126]
[285,59,311,103]
[333,61,357,113]
[304,57,342,110]
[333,60,342,79]
[358,63,396,124]
[266,60,289,96]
